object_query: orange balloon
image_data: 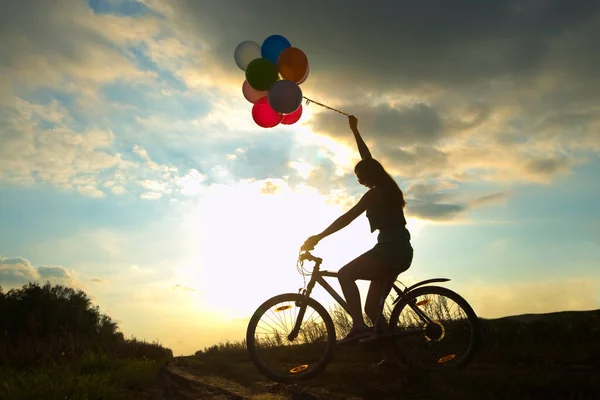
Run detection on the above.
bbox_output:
[277,47,309,83]
[298,65,309,84]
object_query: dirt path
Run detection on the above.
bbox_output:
[142,361,359,400]
[140,358,599,400]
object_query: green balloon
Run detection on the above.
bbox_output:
[245,58,278,92]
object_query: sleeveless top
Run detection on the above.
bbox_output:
[366,185,411,243]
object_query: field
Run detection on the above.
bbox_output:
[175,308,600,400]
[2,282,599,399]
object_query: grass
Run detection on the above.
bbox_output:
[0,351,170,400]
[0,335,174,400]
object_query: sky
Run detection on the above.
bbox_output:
[1,0,599,356]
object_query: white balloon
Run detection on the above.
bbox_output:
[234,41,261,71]
[268,80,303,115]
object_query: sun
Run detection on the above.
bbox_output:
[178,179,344,320]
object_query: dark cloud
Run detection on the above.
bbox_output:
[525,157,570,177]
[381,146,450,178]
[403,183,510,221]
[309,103,446,147]
[406,183,452,202]
[404,182,464,220]
[165,0,600,92]
[407,202,466,221]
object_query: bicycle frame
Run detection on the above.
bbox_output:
[288,252,451,341]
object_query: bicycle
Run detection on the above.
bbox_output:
[246,250,480,383]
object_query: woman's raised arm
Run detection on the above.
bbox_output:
[348,115,372,160]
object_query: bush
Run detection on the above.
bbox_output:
[0,282,173,368]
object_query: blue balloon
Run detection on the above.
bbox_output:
[261,35,291,64]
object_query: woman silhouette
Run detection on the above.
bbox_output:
[301,115,413,366]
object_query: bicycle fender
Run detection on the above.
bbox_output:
[392,278,451,305]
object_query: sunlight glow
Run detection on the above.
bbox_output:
[294,112,358,171]
[288,161,314,179]
[181,179,347,320]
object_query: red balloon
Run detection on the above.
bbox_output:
[252,97,283,128]
[281,104,303,125]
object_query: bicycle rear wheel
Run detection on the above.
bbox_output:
[246,293,336,383]
[388,285,480,371]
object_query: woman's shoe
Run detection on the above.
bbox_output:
[336,327,373,345]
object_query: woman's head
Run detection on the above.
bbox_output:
[354,158,388,188]
[354,158,406,208]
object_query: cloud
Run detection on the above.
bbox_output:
[469,192,510,208]
[310,102,447,148]
[176,169,207,196]
[0,257,38,285]
[0,256,85,290]
[524,156,570,178]
[140,192,163,200]
[1,100,130,194]
[0,0,158,114]
[138,180,171,193]
[145,0,599,188]
[1,0,596,227]
[0,93,191,199]
[407,202,466,221]
[91,277,108,284]
[172,284,196,292]
[403,182,511,221]
[259,180,282,195]
[160,0,600,91]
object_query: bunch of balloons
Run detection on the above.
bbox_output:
[234,34,309,128]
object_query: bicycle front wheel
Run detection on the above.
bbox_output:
[388,285,480,371]
[246,293,336,383]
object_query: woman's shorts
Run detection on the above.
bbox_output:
[365,227,413,274]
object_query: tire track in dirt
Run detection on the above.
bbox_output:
[160,364,352,400]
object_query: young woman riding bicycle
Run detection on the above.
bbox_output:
[301,115,414,366]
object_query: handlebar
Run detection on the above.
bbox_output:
[298,250,322,264]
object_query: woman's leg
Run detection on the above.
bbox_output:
[365,280,393,332]
[365,282,399,363]
[337,253,397,331]
[365,278,401,362]
[365,244,413,363]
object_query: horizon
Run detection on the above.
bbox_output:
[1,0,599,356]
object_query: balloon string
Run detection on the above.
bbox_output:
[303,96,350,116]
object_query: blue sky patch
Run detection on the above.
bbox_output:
[88,0,152,17]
